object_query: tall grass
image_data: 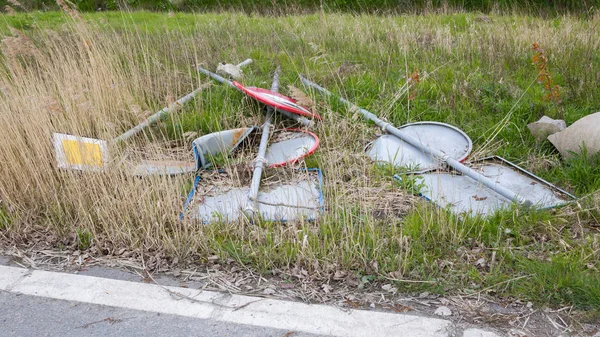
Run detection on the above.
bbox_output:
[0,13,200,257]
[8,0,600,15]
[0,10,599,310]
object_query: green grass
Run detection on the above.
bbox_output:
[0,205,10,230]
[6,0,600,15]
[1,10,600,314]
[515,254,600,309]
[76,228,94,250]
[544,150,600,195]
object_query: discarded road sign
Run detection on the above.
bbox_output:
[233,82,322,120]
[301,75,532,207]
[192,127,258,170]
[396,156,575,216]
[52,82,214,174]
[183,168,323,223]
[194,67,323,223]
[265,129,319,167]
[53,133,109,171]
[129,160,196,176]
[366,122,472,172]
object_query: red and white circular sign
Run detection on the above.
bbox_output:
[265,129,320,168]
[233,82,322,120]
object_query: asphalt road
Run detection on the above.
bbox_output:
[0,291,322,337]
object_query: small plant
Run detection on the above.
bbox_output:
[531,42,562,106]
[358,274,376,289]
[0,203,11,230]
[406,70,420,102]
[76,228,93,250]
[394,173,425,195]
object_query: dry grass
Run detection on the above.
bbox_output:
[0,15,197,257]
[1,9,600,315]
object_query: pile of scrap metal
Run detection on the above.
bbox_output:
[185,65,323,223]
[300,76,575,216]
[52,59,576,224]
[53,59,325,223]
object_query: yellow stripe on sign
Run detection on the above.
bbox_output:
[61,139,104,167]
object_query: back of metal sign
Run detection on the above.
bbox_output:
[366,122,472,172]
[131,160,196,176]
[192,127,257,169]
[266,130,319,167]
[186,168,323,223]
[232,82,322,120]
[404,156,575,216]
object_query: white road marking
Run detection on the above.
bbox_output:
[0,265,452,337]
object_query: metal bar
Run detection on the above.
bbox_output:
[278,110,315,127]
[113,82,212,143]
[198,66,239,90]
[115,60,255,143]
[300,75,532,206]
[245,66,281,217]
[237,59,253,68]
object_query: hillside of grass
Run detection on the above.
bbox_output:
[0,10,599,316]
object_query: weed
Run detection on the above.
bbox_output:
[513,254,600,309]
[531,42,562,121]
[0,204,10,230]
[76,228,93,250]
[393,173,425,195]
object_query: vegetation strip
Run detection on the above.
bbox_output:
[0,11,599,318]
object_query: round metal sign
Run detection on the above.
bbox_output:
[233,82,322,120]
[366,121,472,172]
[265,129,320,168]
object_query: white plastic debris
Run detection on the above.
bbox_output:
[381,284,398,294]
[215,59,252,80]
[527,116,566,141]
[434,306,452,316]
[508,329,529,337]
[548,112,600,158]
[216,63,243,79]
[263,286,276,295]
